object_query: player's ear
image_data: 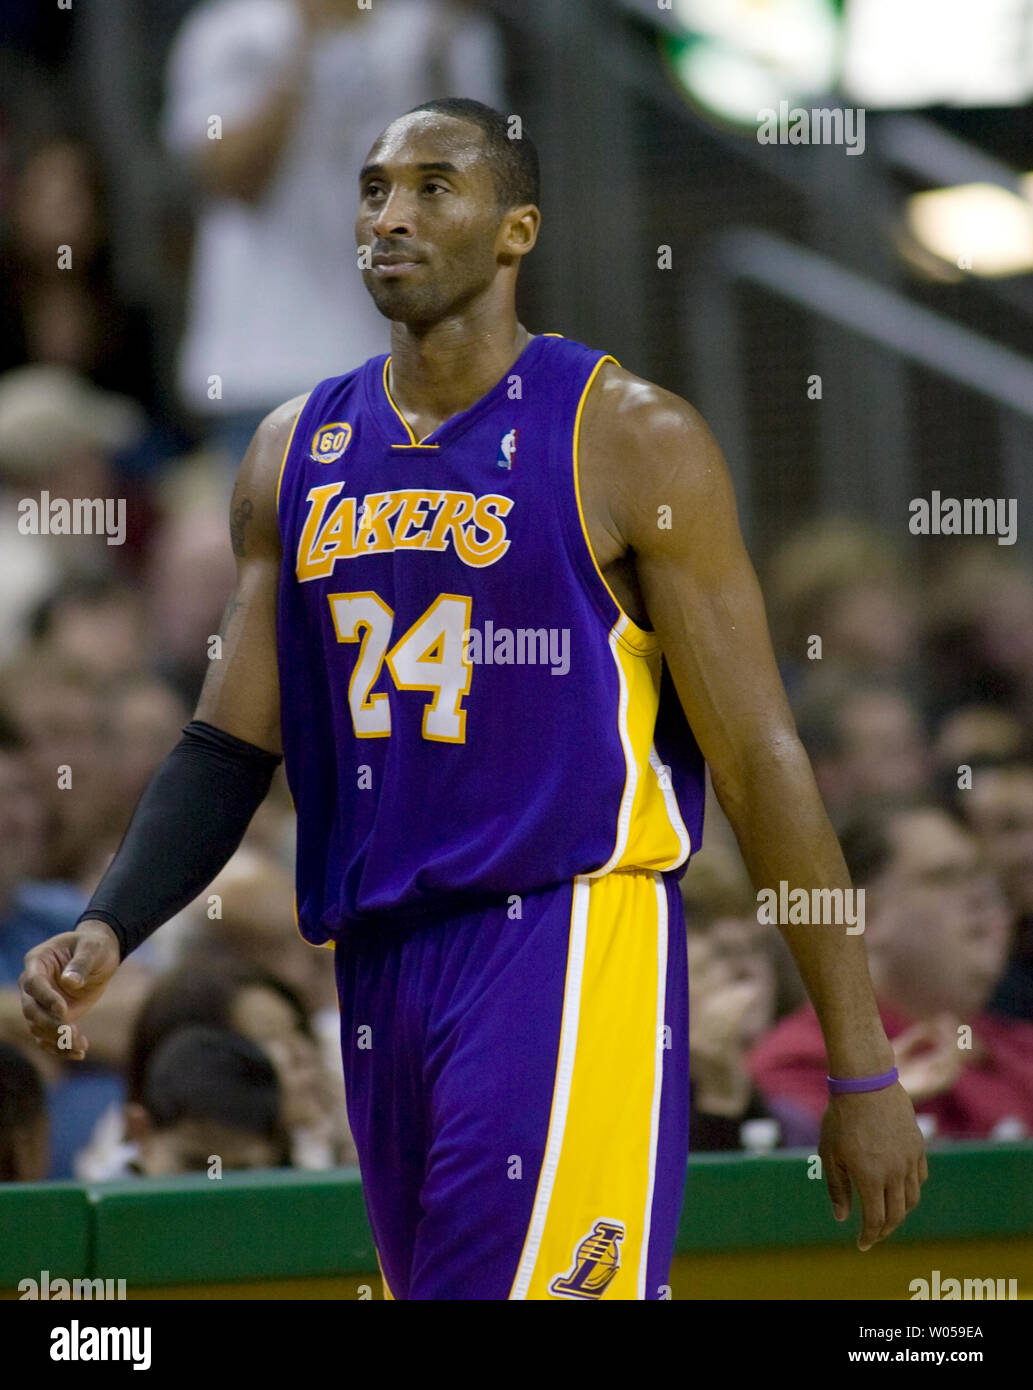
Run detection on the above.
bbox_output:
[498,205,540,262]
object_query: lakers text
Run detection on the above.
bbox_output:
[17,492,126,546]
[757,882,865,934]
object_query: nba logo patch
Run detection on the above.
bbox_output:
[548,1219,625,1300]
[311,422,352,464]
[496,427,517,469]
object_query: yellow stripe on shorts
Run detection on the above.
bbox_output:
[509,868,669,1300]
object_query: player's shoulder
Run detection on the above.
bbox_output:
[583,359,714,467]
[230,391,311,530]
[259,390,311,444]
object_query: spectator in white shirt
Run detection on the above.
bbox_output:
[163,0,504,462]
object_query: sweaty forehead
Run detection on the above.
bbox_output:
[364,113,488,176]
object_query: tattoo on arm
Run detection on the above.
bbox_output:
[230,497,255,557]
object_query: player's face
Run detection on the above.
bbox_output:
[356,114,507,326]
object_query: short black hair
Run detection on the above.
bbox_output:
[0,1043,47,1181]
[128,962,311,1105]
[405,97,539,211]
[142,1025,286,1150]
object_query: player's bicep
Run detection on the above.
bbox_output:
[628,406,796,775]
[193,400,302,753]
[195,552,282,753]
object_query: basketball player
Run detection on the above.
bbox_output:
[20,99,925,1300]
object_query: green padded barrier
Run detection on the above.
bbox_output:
[88,1167,375,1286]
[0,1181,92,1287]
[678,1143,1033,1251]
[2,1143,1030,1290]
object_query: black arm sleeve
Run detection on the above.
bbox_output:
[76,720,282,960]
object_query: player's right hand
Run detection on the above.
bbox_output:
[18,922,121,1061]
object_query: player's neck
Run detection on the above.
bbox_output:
[386,313,532,436]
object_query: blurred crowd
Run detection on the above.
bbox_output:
[687,524,1033,1151]
[1,0,1033,1183]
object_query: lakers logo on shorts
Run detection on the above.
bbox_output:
[548,1219,625,1300]
[311,422,352,464]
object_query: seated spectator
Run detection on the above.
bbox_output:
[924,549,1033,729]
[0,656,119,886]
[171,848,336,1017]
[793,675,931,826]
[0,1041,49,1181]
[933,705,1025,775]
[951,752,1033,1022]
[682,842,806,1022]
[77,961,354,1180]
[683,846,811,1149]
[765,518,918,692]
[0,364,145,657]
[0,703,147,1177]
[0,138,158,409]
[747,800,1032,1143]
[128,1025,290,1176]
[25,575,150,686]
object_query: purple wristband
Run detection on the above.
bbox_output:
[827,1066,899,1096]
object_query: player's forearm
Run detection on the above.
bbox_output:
[77,722,281,960]
[711,734,894,1077]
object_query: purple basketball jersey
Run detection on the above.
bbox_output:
[276,333,704,943]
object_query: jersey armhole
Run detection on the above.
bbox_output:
[275,392,319,546]
[568,356,660,658]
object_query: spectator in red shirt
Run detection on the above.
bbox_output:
[748,800,1033,1143]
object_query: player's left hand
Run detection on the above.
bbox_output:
[818,1083,928,1251]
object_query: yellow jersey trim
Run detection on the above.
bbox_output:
[382,356,442,446]
[384,334,564,446]
[275,407,303,514]
[571,356,659,655]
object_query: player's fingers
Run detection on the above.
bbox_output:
[878,1180,908,1242]
[919,1151,929,1185]
[29,1026,85,1060]
[19,964,68,1021]
[857,1184,885,1251]
[20,991,63,1036]
[25,1026,63,1058]
[61,934,109,989]
[19,993,87,1059]
[824,1159,852,1222]
[905,1169,921,1213]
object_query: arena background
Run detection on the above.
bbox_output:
[0,0,1032,1308]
